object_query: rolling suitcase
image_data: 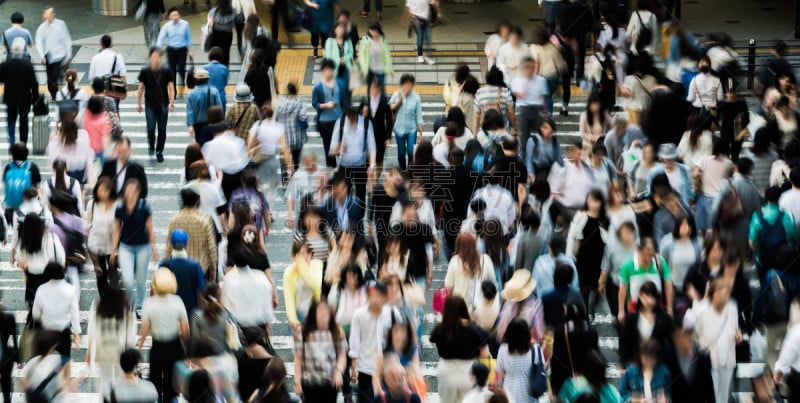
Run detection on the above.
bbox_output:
[31,115,49,155]
[31,95,49,155]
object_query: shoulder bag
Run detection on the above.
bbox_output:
[104,55,128,99]
[718,178,745,227]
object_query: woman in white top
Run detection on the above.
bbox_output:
[379,235,411,281]
[87,177,118,292]
[658,215,702,294]
[431,108,485,151]
[485,20,511,68]
[41,160,85,214]
[16,213,65,307]
[677,112,714,168]
[329,263,368,338]
[55,69,90,123]
[626,0,659,53]
[45,119,94,185]
[248,104,294,204]
[22,330,75,403]
[693,278,741,403]
[694,140,733,235]
[606,180,639,249]
[444,65,480,133]
[687,56,723,112]
[138,268,189,403]
[596,16,630,77]
[444,232,496,310]
[87,288,136,396]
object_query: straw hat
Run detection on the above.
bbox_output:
[152,267,177,296]
[501,270,537,302]
[193,68,209,79]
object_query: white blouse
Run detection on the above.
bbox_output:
[87,200,117,255]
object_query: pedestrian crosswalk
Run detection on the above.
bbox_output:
[0,89,621,402]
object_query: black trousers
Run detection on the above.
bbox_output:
[210,29,233,67]
[271,0,294,43]
[560,73,572,108]
[166,47,188,90]
[301,382,338,403]
[788,370,800,403]
[0,358,12,402]
[221,171,244,206]
[311,32,329,50]
[45,60,65,100]
[6,102,30,144]
[318,120,337,167]
[358,372,375,403]
[92,253,116,293]
[150,338,185,403]
[56,328,71,358]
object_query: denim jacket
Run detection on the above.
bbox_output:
[647,163,695,206]
[619,363,673,403]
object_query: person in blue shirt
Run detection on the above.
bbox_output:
[204,46,229,111]
[389,74,424,171]
[156,7,193,92]
[3,12,34,59]
[312,59,343,168]
[619,339,673,403]
[160,228,206,316]
[186,68,223,143]
[531,235,578,297]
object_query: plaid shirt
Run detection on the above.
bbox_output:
[496,295,546,344]
[275,96,309,150]
[165,208,218,273]
[294,330,347,386]
[226,102,262,141]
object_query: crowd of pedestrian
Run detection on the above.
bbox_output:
[1,0,800,403]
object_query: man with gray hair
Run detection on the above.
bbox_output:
[285,151,327,228]
[604,112,646,172]
[0,37,39,144]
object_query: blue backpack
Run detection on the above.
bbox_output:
[4,161,31,209]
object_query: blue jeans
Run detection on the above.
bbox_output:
[145,105,168,153]
[414,18,432,57]
[394,131,417,170]
[695,194,714,232]
[545,75,559,116]
[118,242,151,308]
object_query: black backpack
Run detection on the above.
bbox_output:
[47,178,80,216]
[634,10,653,48]
[555,34,575,75]
[57,88,80,122]
[52,214,87,266]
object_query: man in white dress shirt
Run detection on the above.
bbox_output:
[32,262,81,357]
[88,35,126,82]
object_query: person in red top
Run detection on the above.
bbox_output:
[81,96,111,163]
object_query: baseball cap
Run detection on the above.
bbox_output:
[170,228,189,247]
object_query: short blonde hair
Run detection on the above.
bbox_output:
[152,268,178,296]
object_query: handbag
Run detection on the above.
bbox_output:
[104,55,127,99]
[529,344,547,398]
[201,24,213,52]
[19,319,40,363]
[185,57,197,89]
[718,178,744,227]
[225,318,242,350]
[432,286,449,314]
[248,119,268,164]
[134,0,147,20]
[349,62,364,92]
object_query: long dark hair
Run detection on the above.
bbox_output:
[464,139,484,171]
[301,301,342,346]
[215,0,233,15]
[59,119,78,146]
[51,159,69,192]
[583,189,610,229]
[200,283,224,324]
[244,14,262,42]
[482,219,507,268]
[504,318,531,355]
[96,288,128,320]
[433,295,470,342]
[187,370,216,403]
[585,93,606,126]
[413,140,435,167]
[445,107,467,137]
[298,205,329,237]
[379,234,408,270]
[259,356,290,403]
[385,312,415,357]
[687,112,704,148]
[338,263,365,291]
[92,177,116,203]
[20,212,45,254]
[184,143,205,180]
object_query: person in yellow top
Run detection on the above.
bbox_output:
[283,239,323,333]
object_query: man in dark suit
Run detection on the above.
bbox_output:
[665,326,716,403]
[320,170,365,237]
[0,38,38,144]
[362,78,393,167]
[99,136,149,199]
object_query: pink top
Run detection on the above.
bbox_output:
[81,111,111,153]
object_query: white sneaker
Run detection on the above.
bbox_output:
[418,56,425,63]
[425,57,435,65]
